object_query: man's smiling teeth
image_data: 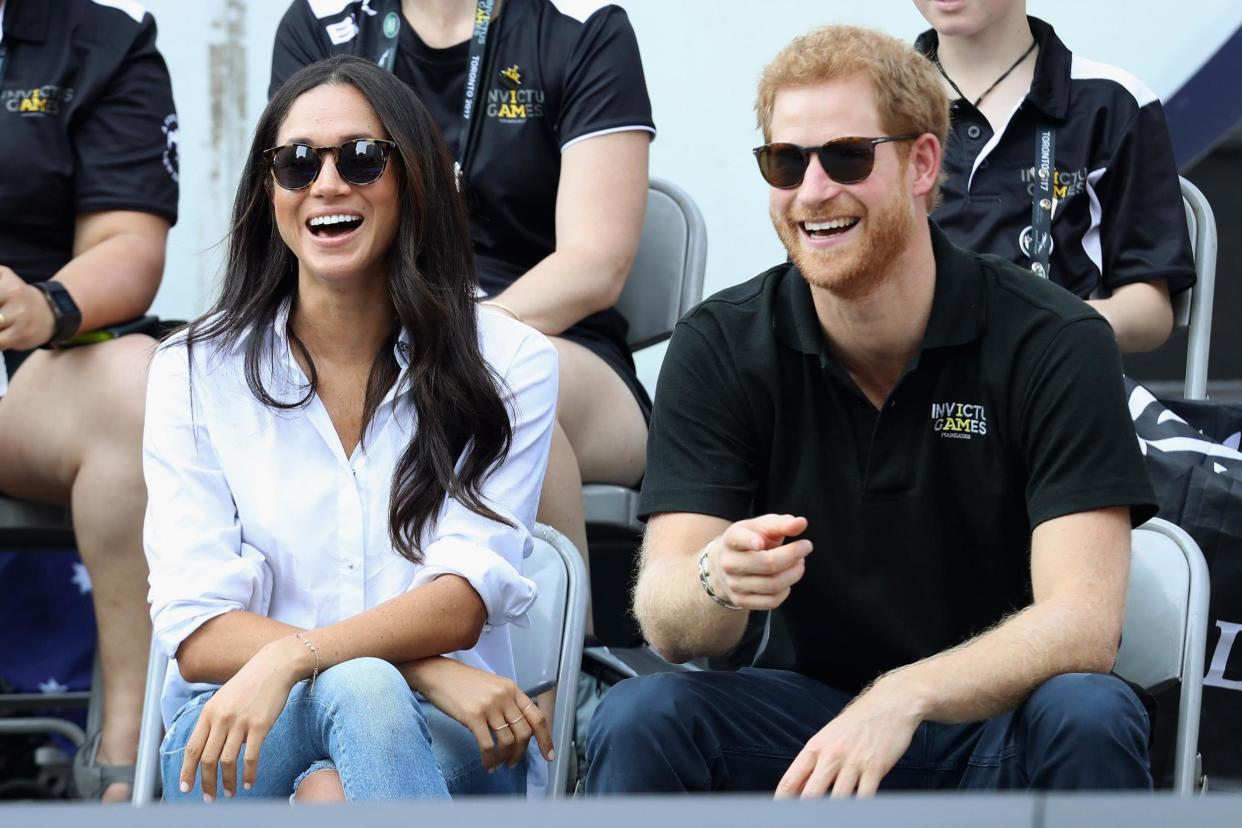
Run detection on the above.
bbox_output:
[804,217,859,232]
[308,214,362,227]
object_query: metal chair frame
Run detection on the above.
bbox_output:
[582,177,707,533]
[1175,177,1217,401]
[1114,517,1210,794]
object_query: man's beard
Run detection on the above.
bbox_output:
[772,192,914,301]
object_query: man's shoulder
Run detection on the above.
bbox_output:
[682,262,792,333]
[978,253,1102,329]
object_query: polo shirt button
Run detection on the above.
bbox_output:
[966,124,983,140]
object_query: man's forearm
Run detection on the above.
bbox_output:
[634,541,750,663]
[878,599,1120,725]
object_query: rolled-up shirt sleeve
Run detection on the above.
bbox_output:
[143,342,272,658]
[408,331,559,628]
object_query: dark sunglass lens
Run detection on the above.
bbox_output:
[271,144,319,189]
[820,141,875,184]
[759,144,808,188]
[337,140,388,185]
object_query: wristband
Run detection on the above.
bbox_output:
[32,281,83,348]
[698,546,742,610]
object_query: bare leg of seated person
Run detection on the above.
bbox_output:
[537,337,647,634]
[0,335,156,801]
[294,769,346,803]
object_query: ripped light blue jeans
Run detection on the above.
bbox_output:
[160,657,526,801]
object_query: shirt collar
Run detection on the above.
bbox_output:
[3,0,50,43]
[773,221,987,359]
[914,16,1072,122]
[268,300,411,375]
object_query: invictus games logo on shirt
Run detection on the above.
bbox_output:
[3,85,75,116]
[931,401,988,440]
[487,66,543,123]
[1021,165,1089,201]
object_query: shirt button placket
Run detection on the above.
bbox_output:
[345,462,365,613]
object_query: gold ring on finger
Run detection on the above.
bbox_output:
[494,722,511,730]
[521,701,536,712]
[0,312,7,329]
[505,714,525,724]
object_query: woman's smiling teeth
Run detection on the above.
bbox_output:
[803,217,860,238]
[308,213,364,236]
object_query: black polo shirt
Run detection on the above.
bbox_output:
[639,224,1158,694]
[915,18,1194,300]
[0,0,178,379]
[270,0,654,371]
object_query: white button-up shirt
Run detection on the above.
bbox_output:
[143,306,558,728]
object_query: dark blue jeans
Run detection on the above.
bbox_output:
[584,668,1151,793]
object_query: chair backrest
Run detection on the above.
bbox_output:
[616,177,708,351]
[1114,517,1210,794]
[512,534,570,696]
[1176,177,1217,400]
[506,523,589,798]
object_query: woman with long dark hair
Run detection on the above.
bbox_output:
[144,55,557,802]
[272,0,655,597]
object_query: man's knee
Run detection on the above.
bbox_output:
[588,673,697,757]
[1021,672,1151,789]
[1027,673,1148,740]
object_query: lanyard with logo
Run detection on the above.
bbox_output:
[365,0,497,190]
[1028,124,1056,278]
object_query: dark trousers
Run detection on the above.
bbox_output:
[584,668,1151,793]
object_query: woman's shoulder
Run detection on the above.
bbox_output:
[152,314,259,384]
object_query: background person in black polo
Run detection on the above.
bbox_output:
[271,0,655,592]
[0,0,178,801]
[585,25,1157,797]
[912,0,1195,353]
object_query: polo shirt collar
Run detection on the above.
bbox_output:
[773,221,986,358]
[3,0,50,43]
[914,16,1072,123]
[921,221,987,350]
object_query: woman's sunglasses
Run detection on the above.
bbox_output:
[263,138,397,191]
[752,134,921,189]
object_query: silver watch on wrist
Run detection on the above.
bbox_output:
[698,546,742,610]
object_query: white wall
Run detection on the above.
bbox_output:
[141,0,1242,386]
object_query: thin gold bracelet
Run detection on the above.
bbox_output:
[480,300,522,323]
[294,632,321,694]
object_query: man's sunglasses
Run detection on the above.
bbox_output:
[263,138,397,191]
[752,134,921,189]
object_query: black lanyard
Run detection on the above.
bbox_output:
[1028,124,1055,278]
[0,42,8,91]
[366,0,496,189]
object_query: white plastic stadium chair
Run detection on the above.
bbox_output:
[1114,517,1210,794]
[133,522,589,804]
[582,177,707,533]
[1174,177,1217,401]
